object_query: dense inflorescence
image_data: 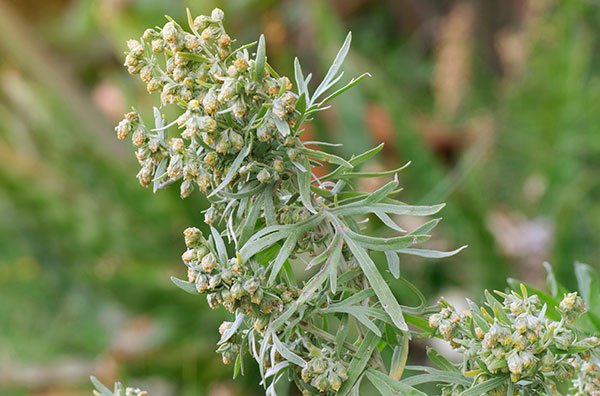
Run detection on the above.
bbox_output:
[116,8,300,206]
[429,287,600,395]
[571,358,600,395]
[114,8,466,395]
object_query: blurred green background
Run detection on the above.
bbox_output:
[1,0,599,394]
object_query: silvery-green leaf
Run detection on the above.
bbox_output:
[400,367,471,387]
[295,92,307,115]
[152,158,168,193]
[240,230,287,262]
[239,194,264,245]
[209,140,252,197]
[333,161,410,179]
[389,334,409,380]
[543,261,558,297]
[177,52,210,62]
[337,330,379,396]
[575,261,599,308]
[362,178,399,205]
[263,188,277,226]
[366,369,426,396]
[323,143,384,181]
[321,305,381,336]
[347,230,429,251]
[385,251,400,279]
[170,276,199,295]
[314,32,352,100]
[302,147,352,168]
[318,72,371,106]
[426,347,460,373]
[396,245,467,258]
[272,114,291,137]
[334,202,445,217]
[409,218,441,235]
[374,211,406,232]
[218,312,245,345]
[255,34,266,80]
[153,106,164,130]
[344,236,408,332]
[297,158,315,213]
[268,233,299,286]
[327,236,342,294]
[460,376,508,396]
[90,377,113,396]
[272,334,306,367]
[293,57,305,95]
[211,226,228,263]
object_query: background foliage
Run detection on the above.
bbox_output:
[1,0,599,394]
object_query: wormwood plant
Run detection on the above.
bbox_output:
[92,8,600,396]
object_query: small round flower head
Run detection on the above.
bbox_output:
[162,21,179,44]
[125,387,148,396]
[218,321,233,336]
[183,227,202,246]
[201,253,217,272]
[257,168,271,184]
[218,34,231,48]
[211,8,225,21]
[559,292,586,323]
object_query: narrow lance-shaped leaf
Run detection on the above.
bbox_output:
[90,377,113,396]
[293,57,305,95]
[334,202,445,217]
[314,32,352,100]
[327,236,343,294]
[344,235,408,332]
[302,147,352,168]
[318,73,371,106]
[171,276,199,295]
[397,245,468,258]
[272,334,307,367]
[298,157,316,213]
[268,233,299,285]
[389,334,410,380]
[255,34,266,80]
[211,226,228,263]
[219,312,245,345]
[322,143,384,181]
[460,376,509,396]
[366,369,426,396]
[337,330,380,396]
[385,251,400,279]
[239,194,264,244]
[209,140,252,197]
[426,347,460,373]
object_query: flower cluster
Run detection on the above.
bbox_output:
[571,358,600,395]
[182,227,298,316]
[429,287,599,395]
[301,345,349,393]
[117,8,301,202]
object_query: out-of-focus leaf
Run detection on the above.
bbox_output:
[90,377,113,396]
